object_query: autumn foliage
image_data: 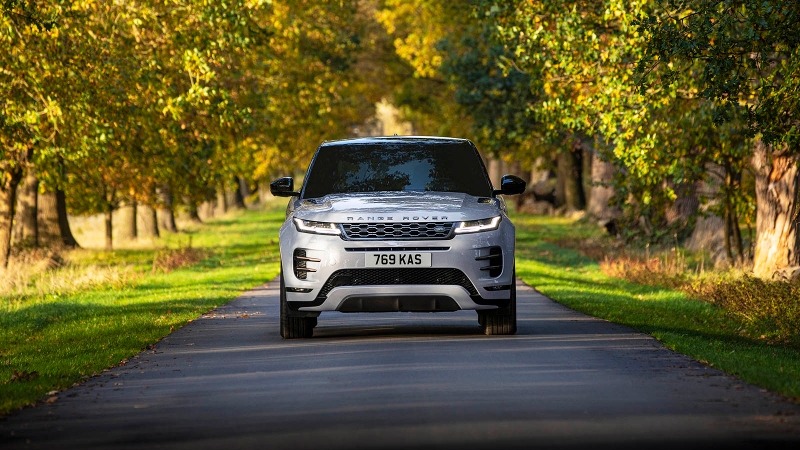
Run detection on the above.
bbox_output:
[2,0,800,279]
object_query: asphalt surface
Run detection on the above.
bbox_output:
[2,279,800,450]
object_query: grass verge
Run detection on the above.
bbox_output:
[512,212,800,400]
[0,208,283,415]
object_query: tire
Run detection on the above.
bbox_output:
[478,271,517,336]
[279,271,314,339]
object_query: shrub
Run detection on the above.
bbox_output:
[599,255,689,290]
[571,234,799,347]
[151,247,207,273]
[691,276,800,346]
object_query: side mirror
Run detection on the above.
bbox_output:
[270,177,299,197]
[493,174,526,196]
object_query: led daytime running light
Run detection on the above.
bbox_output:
[293,218,341,235]
[454,216,501,234]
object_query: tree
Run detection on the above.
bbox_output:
[376,0,475,139]
[637,0,800,276]
[476,1,659,219]
[0,1,63,266]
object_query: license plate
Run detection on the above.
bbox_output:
[365,252,432,268]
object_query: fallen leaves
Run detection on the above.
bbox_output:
[9,370,39,383]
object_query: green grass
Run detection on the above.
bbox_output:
[0,208,283,415]
[512,212,800,400]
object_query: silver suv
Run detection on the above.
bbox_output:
[271,137,525,338]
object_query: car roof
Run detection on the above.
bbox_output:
[319,136,472,147]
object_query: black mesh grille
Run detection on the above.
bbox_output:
[477,246,503,277]
[317,268,478,298]
[342,222,454,240]
[294,249,308,280]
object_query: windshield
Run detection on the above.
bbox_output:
[301,141,492,198]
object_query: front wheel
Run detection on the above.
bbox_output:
[478,272,517,336]
[279,271,314,339]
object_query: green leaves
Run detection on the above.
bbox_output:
[637,0,800,148]
[2,0,376,220]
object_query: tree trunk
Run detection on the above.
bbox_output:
[238,177,252,203]
[104,204,113,251]
[0,169,23,267]
[216,184,228,215]
[118,201,138,241]
[723,200,734,263]
[12,171,38,247]
[37,190,62,247]
[158,208,177,233]
[140,204,160,238]
[488,158,503,189]
[233,177,246,209]
[158,186,178,233]
[687,163,725,257]
[732,207,744,262]
[55,188,79,248]
[587,153,619,221]
[258,180,270,205]
[722,164,745,265]
[555,150,566,208]
[131,202,138,239]
[752,141,800,278]
[665,183,699,227]
[582,147,593,207]
[530,157,550,185]
[187,201,202,223]
[198,201,215,220]
[556,144,585,210]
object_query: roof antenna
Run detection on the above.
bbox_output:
[394,133,398,136]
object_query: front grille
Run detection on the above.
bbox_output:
[342,222,454,240]
[316,268,478,298]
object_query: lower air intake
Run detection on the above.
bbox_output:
[317,268,479,298]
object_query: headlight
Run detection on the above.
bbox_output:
[453,216,501,234]
[293,218,341,235]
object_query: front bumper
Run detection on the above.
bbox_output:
[279,219,515,313]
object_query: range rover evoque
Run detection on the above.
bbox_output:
[270,136,525,338]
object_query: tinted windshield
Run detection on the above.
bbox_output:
[301,141,492,198]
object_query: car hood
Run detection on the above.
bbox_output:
[292,192,502,223]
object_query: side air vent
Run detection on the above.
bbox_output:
[293,249,320,280]
[476,246,502,277]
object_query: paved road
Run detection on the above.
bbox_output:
[2,279,800,450]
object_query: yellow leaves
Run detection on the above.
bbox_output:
[23,110,40,125]
[71,1,98,12]
[182,48,216,87]
[244,0,272,9]
[377,0,449,78]
[42,97,63,122]
[375,8,397,35]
